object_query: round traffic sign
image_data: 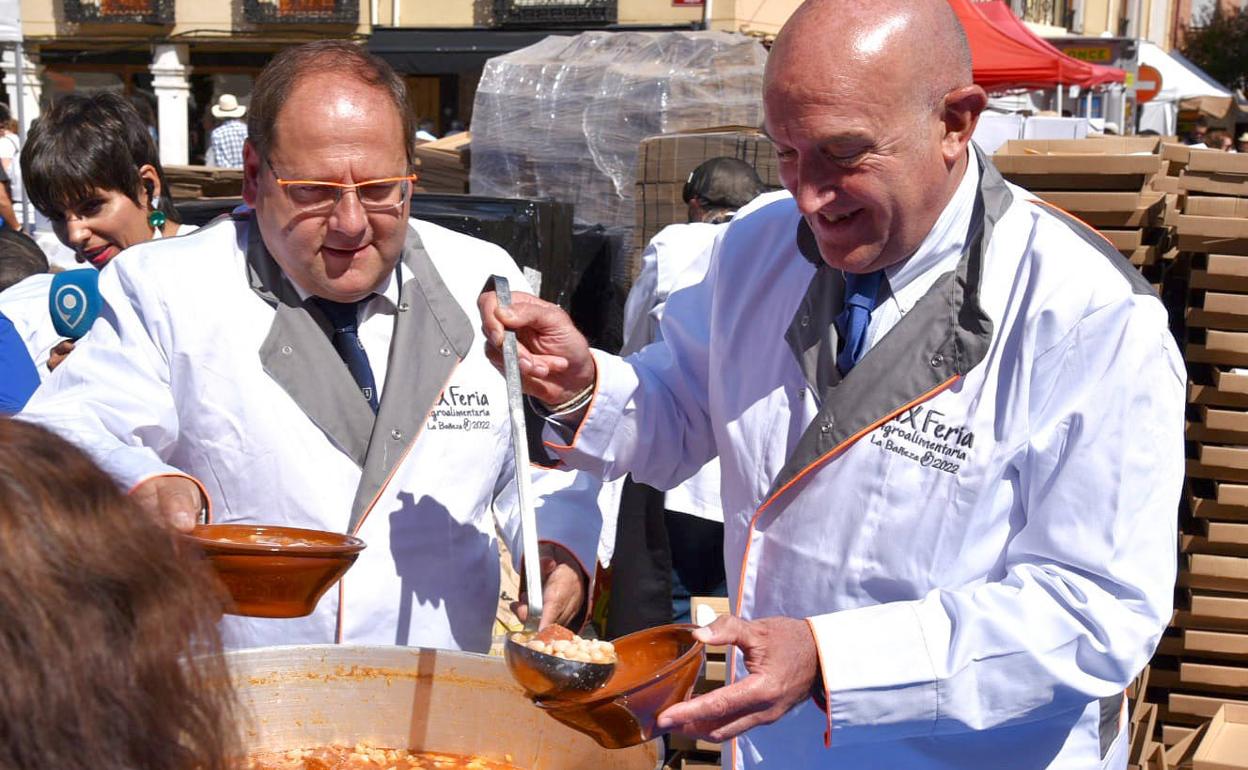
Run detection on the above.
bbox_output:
[1136,64,1163,103]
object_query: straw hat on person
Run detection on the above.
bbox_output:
[1238,132,1248,144]
[211,94,246,120]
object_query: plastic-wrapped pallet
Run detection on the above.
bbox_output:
[470,30,767,254]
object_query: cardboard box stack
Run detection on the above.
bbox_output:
[412,133,471,194]
[163,165,244,199]
[666,596,730,770]
[632,126,782,284]
[992,137,1170,288]
[1146,143,1248,762]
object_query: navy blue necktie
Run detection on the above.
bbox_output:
[835,270,884,376]
[316,297,379,413]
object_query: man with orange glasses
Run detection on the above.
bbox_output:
[19,41,603,652]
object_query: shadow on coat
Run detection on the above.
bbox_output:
[389,491,497,652]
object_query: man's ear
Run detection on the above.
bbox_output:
[940,85,989,163]
[242,140,261,207]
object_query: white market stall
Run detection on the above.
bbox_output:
[1137,40,1232,136]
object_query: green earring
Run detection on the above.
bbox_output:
[148,209,166,228]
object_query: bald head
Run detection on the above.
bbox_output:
[760,0,986,275]
[767,0,972,112]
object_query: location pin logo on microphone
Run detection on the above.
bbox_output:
[49,270,102,340]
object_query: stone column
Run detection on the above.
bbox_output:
[1,46,42,133]
[150,44,191,166]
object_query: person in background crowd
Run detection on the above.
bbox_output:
[0,158,18,231]
[0,233,46,410]
[206,93,249,169]
[0,102,22,229]
[0,419,238,770]
[128,92,160,145]
[1186,116,1209,146]
[1237,132,1248,154]
[415,118,438,142]
[19,40,602,654]
[0,313,38,413]
[1207,128,1233,152]
[1,92,193,377]
[445,119,467,137]
[0,227,47,291]
[608,157,765,637]
[481,0,1183,766]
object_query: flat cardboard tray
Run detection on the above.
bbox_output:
[1188,152,1248,176]
[1194,703,1248,770]
[1189,381,1248,408]
[1184,629,1248,660]
[1186,197,1248,218]
[1188,491,1248,522]
[1180,171,1248,198]
[1178,216,1248,256]
[1169,692,1248,721]
[1190,271,1248,294]
[1180,662,1248,691]
[1186,457,1248,484]
[1182,553,1248,593]
[1031,190,1166,227]
[1174,592,1248,632]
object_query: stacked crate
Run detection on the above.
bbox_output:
[666,596,730,770]
[992,137,1169,288]
[412,133,471,194]
[1146,143,1248,755]
[633,127,781,284]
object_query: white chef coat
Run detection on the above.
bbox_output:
[0,222,197,378]
[540,146,1184,769]
[19,214,602,653]
[621,221,724,522]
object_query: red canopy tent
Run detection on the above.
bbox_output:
[972,0,1125,87]
[946,0,1111,92]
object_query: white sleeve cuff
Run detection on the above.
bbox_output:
[808,598,944,745]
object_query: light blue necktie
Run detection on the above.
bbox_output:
[835,270,884,376]
[316,297,380,414]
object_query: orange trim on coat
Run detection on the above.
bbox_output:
[805,616,833,749]
[726,374,962,761]
[1029,199,1117,250]
[336,362,461,643]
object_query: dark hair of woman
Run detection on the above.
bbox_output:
[20,91,180,224]
[0,418,237,770]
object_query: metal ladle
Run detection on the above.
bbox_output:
[495,275,615,699]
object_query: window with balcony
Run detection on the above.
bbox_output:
[1016,0,1073,30]
[63,0,174,24]
[492,0,617,28]
[243,0,359,24]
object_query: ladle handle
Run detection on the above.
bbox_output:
[495,276,544,629]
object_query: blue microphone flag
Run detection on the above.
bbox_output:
[49,270,102,340]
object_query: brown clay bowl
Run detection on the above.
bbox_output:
[184,524,366,619]
[535,624,705,749]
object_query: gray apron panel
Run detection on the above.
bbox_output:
[248,219,376,471]
[348,225,475,531]
[765,147,1009,503]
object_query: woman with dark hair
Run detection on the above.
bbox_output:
[0,418,238,770]
[2,92,196,375]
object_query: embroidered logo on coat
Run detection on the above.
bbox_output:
[426,386,493,431]
[869,405,974,475]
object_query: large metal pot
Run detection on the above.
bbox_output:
[227,645,663,770]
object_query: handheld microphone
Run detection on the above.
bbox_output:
[49,270,102,340]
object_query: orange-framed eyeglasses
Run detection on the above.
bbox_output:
[267,159,418,216]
